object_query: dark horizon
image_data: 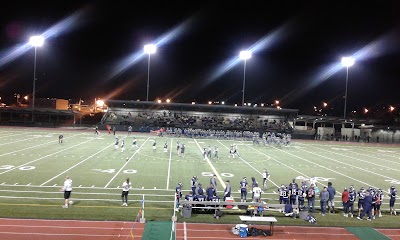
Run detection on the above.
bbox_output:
[1,1,400,116]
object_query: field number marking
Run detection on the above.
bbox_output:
[0,165,35,171]
[201,172,234,178]
[93,169,137,174]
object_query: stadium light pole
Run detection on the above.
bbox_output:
[239,50,252,106]
[29,35,44,121]
[144,44,156,102]
[341,56,355,119]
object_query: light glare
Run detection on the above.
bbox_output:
[144,44,156,54]
[29,36,45,47]
[239,50,252,60]
[341,57,355,67]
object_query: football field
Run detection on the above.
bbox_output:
[0,127,399,222]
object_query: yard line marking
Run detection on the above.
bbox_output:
[183,221,187,240]
[92,185,95,188]
[304,143,400,167]
[272,146,388,193]
[217,140,280,188]
[1,182,5,185]
[193,139,226,189]
[27,183,31,186]
[14,183,18,185]
[79,185,82,187]
[166,138,173,189]
[53,184,57,186]
[104,137,150,188]
[297,146,400,189]
[40,143,114,186]
[0,132,86,158]
[0,224,133,230]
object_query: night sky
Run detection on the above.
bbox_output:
[1,1,399,114]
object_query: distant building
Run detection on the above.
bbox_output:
[29,98,69,110]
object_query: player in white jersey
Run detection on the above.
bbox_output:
[252,183,263,202]
[61,176,73,208]
[121,178,132,206]
[120,139,125,152]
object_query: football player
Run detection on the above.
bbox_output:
[190,176,197,194]
[357,187,365,216]
[175,182,183,210]
[132,137,138,148]
[239,177,248,202]
[114,137,119,150]
[58,134,64,144]
[345,186,356,217]
[163,140,168,153]
[389,186,397,215]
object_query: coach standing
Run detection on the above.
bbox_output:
[61,176,72,208]
[121,178,132,207]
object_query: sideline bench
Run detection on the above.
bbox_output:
[239,216,278,235]
[179,200,298,217]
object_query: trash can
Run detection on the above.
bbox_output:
[182,205,192,218]
[239,224,248,238]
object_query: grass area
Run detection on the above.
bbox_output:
[0,127,399,228]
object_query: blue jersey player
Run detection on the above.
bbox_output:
[239,177,248,202]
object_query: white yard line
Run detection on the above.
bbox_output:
[308,145,400,172]
[272,146,389,193]
[183,222,187,240]
[40,144,115,186]
[217,140,280,188]
[0,132,38,140]
[104,137,150,188]
[295,146,400,190]
[166,138,173,189]
[193,139,226,189]
[0,137,95,176]
[0,133,86,157]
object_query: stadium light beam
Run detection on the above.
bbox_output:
[239,50,252,106]
[144,44,156,102]
[341,56,355,118]
[29,35,44,121]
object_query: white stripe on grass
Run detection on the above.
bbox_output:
[0,136,95,176]
[40,144,115,186]
[166,138,173,189]
[217,140,280,188]
[272,146,389,194]
[193,139,226,189]
[295,146,400,190]
[0,133,86,158]
[0,131,38,140]
[307,145,400,172]
[104,137,150,188]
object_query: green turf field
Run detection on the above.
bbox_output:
[0,127,398,227]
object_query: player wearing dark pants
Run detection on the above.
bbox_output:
[59,134,63,143]
[239,177,248,202]
[358,190,372,220]
[61,176,72,209]
[121,178,132,207]
[389,186,397,216]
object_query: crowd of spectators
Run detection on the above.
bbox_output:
[102,110,292,133]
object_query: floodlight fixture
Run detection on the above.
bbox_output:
[144,44,156,54]
[144,44,157,101]
[341,56,355,67]
[221,101,225,105]
[29,35,44,47]
[239,50,252,60]
[192,101,195,105]
[166,98,170,103]
[208,101,212,105]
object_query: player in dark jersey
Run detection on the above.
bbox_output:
[297,185,306,210]
[239,177,248,202]
[152,138,156,150]
[389,186,397,215]
[289,183,298,205]
[180,143,185,158]
[357,187,365,216]
[114,137,119,150]
[346,187,356,217]
[163,140,168,152]
[203,147,207,160]
[175,182,183,210]
[207,146,212,158]
[58,134,63,144]
[190,176,197,194]
[176,141,180,155]
[132,137,138,148]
